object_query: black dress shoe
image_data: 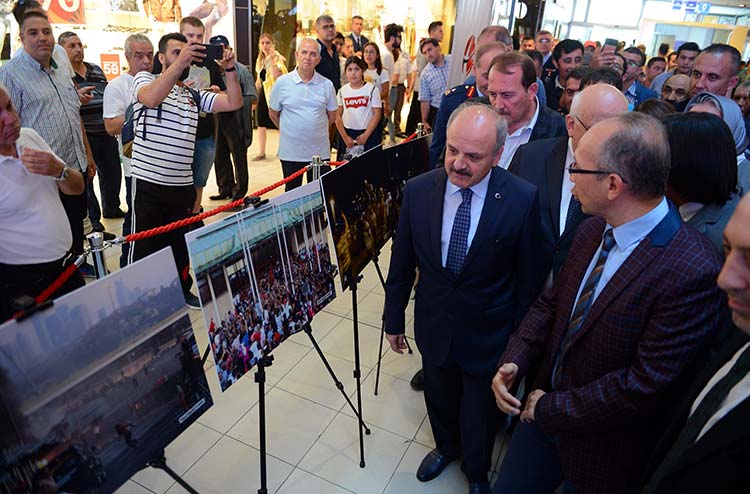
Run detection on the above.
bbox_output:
[416,448,456,482]
[410,369,425,391]
[468,481,490,494]
[209,192,231,200]
[102,208,127,218]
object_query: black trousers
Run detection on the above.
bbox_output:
[129,178,195,294]
[422,355,500,483]
[0,255,85,323]
[405,90,421,135]
[280,160,331,191]
[88,133,123,215]
[215,115,249,199]
[59,187,86,255]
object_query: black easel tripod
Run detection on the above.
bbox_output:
[148,452,200,494]
[371,253,413,396]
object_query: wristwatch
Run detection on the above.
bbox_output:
[53,165,70,181]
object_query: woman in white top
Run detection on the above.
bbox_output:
[335,56,383,158]
[254,33,286,161]
[362,42,390,123]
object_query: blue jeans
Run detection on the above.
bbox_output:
[192,137,215,187]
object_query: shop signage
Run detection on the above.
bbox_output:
[685,0,698,12]
[697,2,711,13]
[100,53,122,81]
[42,0,86,24]
[672,0,683,9]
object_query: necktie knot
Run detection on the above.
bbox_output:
[460,188,472,203]
[601,229,616,253]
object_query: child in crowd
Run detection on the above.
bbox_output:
[335,56,383,158]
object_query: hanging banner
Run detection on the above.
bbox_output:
[447,0,494,88]
[42,0,86,25]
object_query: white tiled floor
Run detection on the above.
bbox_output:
[98,128,512,494]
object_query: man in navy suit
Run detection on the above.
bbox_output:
[348,15,368,56]
[621,47,658,107]
[384,101,547,494]
[492,112,725,493]
[509,84,629,281]
[642,193,750,493]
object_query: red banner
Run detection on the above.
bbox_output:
[42,0,86,25]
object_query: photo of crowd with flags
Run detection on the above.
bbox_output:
[186,182,337,392]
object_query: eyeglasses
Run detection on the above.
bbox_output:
[537,38,551,43]
[321,24,335,30]
[568,162,628,183]
[625,60,642,68]
[612,63,624,72]
[572,114,590,131]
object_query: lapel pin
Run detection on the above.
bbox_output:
[494,193,501,200]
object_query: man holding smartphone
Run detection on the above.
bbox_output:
[128,32,242,308]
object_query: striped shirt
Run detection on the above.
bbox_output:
[130,71,217,186]
[419,55,452,108]
[0,50,88,172]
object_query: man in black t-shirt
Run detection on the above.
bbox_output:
[60,31,125,223]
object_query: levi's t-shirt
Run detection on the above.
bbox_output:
[337,82,382,131]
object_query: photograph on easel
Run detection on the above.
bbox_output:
[186,182,337,392]
[0,248,212,494]
[321,137,430,291]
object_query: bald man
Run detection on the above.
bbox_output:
[385,101,546,494]
[509,84,630,280]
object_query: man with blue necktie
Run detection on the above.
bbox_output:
[384,101,547,494]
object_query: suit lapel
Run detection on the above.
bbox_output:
[461,167,506,275]
[428,169,448,270]
[546,137,567,238]
[530,104,546,141]
[567,207,683,348]
[688,203,722,233]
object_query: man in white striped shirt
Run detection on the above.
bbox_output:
[128,32,242,308]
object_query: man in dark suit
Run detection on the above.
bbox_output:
[384,101,547,494]
[642,193,750,494]
[509,84,629,280]
[486,51,566,170]
[428,42,505,168]
[492,112,726,493]
[348,15,368,56]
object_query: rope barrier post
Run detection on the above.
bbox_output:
[311,155,322,182]
[416,123,425,137]
[87,232,109,280]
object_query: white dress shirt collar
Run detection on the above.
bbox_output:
[679,202,705,222]
[445,167,492,201]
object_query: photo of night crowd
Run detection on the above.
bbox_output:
[322,137,429,290]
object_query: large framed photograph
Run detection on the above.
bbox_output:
[186,182,336,392]
[0,248,212,494]
[321,136,430,291]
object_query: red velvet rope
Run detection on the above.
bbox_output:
[30,135,421,310]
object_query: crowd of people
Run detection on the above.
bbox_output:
[1,3,749,492]
[209,244,335,390]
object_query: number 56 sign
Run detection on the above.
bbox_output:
[42,0,86,24]
[101,54,122,81]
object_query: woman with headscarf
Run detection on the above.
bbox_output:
[686,92,749,192]
[662,112,742,257]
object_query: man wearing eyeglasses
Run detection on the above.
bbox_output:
[621,47,658,107]
[535,30,556,83]
[509,83,629,282]
[492,112,725,493]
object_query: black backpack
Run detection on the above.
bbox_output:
[122,86,202,158]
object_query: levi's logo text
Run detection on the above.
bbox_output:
[344,96,369,108]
